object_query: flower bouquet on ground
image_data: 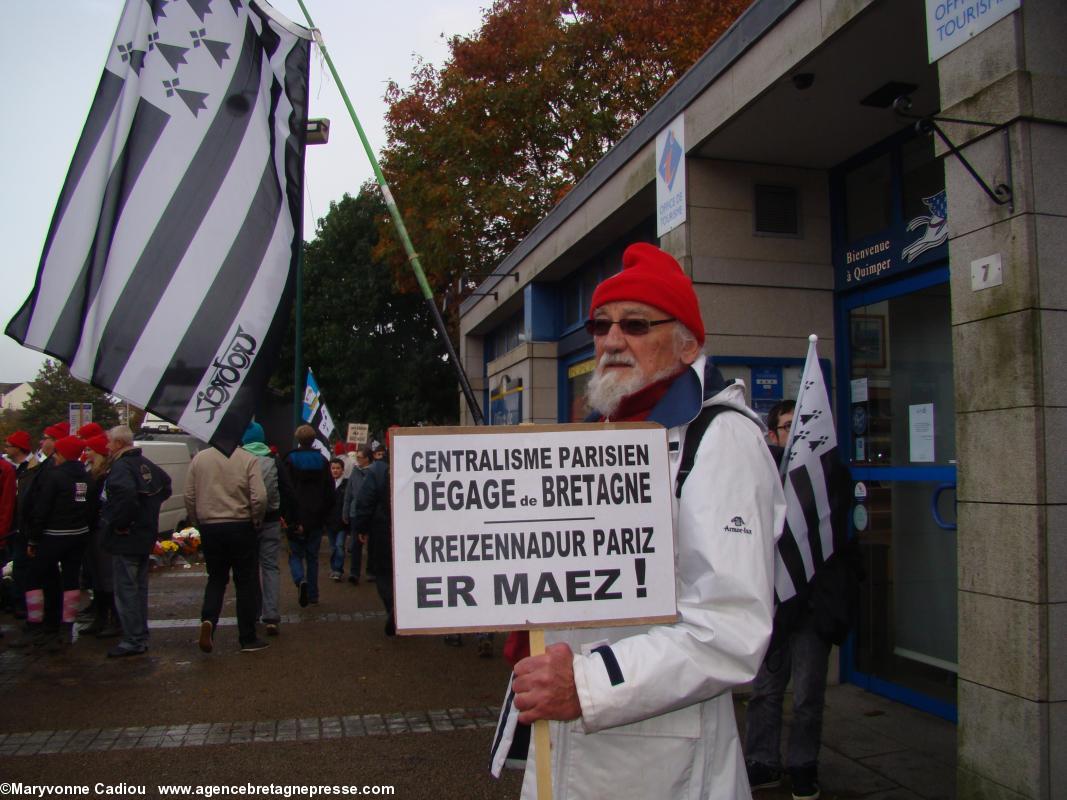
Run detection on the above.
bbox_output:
[150,538,181,570]
[172,526,201,558]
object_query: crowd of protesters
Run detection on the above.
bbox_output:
[0,420,465,658]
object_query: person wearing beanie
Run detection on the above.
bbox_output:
[23,436,93,653]
[496,243,786,799]
[241,421,291,636]
[3,432,40,641]
[78,433,121,638]
[77,422,105,439]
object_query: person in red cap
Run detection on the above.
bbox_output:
[23,435,93,652]
[2,431,39,635]
[78,433,121,638]
[494,243,786,799]
[77,422,105,440]
[39,422,68,461]
[0,444,16,592]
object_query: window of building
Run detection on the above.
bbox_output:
[900,135,944,223]
[486,310,525,361]
[844,152,893,241]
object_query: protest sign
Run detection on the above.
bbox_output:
[347,423,369,445]
[390,423,678,634]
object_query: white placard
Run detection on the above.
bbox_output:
[926,0,1021,63]
[909,403,936,462]
[656,114,686,236]
[851,378,869,403]
[347,423,369,445]
[390,424,678,634]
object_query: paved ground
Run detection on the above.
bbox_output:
[1,553,956,799]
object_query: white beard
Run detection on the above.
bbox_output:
[586,354,682,419]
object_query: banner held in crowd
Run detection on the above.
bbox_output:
[390,424,678,634]
[302,367,335,458]
[5,0,312,453]
[775,334,842,605]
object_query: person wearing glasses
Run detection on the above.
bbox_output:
[745,396,854,800]
[495,242,786,800]
[766,399,795,450]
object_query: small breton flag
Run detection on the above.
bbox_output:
[5,0,312,454]
[302,368,335,459]
[774,335,843,605]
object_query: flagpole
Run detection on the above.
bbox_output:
[294,0,486,426]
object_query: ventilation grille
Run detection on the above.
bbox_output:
[754,185,799,236]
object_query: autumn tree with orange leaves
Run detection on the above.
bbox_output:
[377,0,750,305]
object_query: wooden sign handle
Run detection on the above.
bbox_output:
[529,629,553,800]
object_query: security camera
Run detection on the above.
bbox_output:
[792,73,815,91]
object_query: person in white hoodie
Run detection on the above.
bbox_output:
[492,243,786,800]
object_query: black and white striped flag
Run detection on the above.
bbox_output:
[774,335,844,605]
[5,0,311,453]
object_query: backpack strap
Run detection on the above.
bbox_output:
[674,405,736,498]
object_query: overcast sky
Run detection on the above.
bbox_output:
[0,0,486,383]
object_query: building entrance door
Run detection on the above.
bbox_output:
[839,267,957,720]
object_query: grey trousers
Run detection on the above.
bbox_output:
[112,554,150,651]
[257,521,281,624]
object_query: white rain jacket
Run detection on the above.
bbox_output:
[494,356,786,800]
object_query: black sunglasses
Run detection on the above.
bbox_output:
[584,317,676,337]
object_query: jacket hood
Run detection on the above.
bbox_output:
[243,441,272,457]
[645,355,763,430]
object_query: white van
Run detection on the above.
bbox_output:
[135,440,192,535]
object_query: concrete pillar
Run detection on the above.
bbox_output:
[940,3,1067,797]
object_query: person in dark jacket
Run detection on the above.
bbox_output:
[24,435,93,652]
[100,425,172,658]
[3,430,40,644]
[327,458,348,581]
[353,457,392,635]
[745,400,857,800]
[283,425,335,607]
[241,421,292,636]
[341,445,372,585]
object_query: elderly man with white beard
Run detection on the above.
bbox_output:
[490,243,787,799]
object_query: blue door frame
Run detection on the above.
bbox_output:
[835,264,958,722]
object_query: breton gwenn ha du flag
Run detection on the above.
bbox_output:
[302,368,334,457]
[774,335,842,605]
[5,0,312,453]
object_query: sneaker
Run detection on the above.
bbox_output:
[198,620,214,653]
[298,581,309,608]
[789,765,820,800]
[347,575,359,585]
[107,645,147,658]
[746,761,782,791]
[240,639,270,653]
[477,638,494,658]
[330,572,341,582]
[265,623,279,637]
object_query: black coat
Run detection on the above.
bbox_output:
[28,459,94,543]
[353,459,391,575]
[101,448,172,556]
[283,447,335,531]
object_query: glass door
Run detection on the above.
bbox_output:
[839,267,958,720]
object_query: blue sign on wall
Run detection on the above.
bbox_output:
[752,367,783,401]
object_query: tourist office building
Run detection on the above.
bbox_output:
[457,1,1064,796]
